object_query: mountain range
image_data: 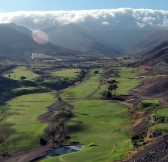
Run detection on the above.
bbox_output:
[0,23,168,60]
[0,23,79,60]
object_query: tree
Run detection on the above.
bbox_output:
[8,75,11,79]
[108,83,118,95]
[108,84,115,91]
[94,70,99,74]
[58,97,62,106]
[58,97,64,111]
[113,84,118,95]
[107,79,118,84]
[101,90,112,100]
[20,76,26,80]
[40,138,47,146]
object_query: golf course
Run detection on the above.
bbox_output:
[0,63,141,162]
[41,67,140,162]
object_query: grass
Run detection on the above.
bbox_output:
[0,66,139,161]
[115,68,140,95]
[150,108,168,132]
[11,87,40,93]
[0,92,55,152]
[150,123,168,132]
[141,99,159,105]
[155,108,168,118]
[141,99,159,108]
[61,71,100,100]
[4,66,39,80]
[42,100,132,162]
[51,69,81,79]
[42,68,137,162]
[141,99,159,104]
[94,67,140,98]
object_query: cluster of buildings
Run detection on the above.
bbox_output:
[31,53,62,61]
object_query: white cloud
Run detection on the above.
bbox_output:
[102,21,110,25]
[0,8,168,30]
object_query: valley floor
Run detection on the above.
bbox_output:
[1,61,155,162]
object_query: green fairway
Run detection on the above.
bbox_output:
[155,108,168,118]
[115,68,140,95]
[4,66,39,80]
[94,67,140,98]
[62,71,100,100]
[42,100,132,162]
[142,99,159,105]
[0,92,55,152]
[42,67,137,162]
[141,99,159,108]
[51,68,81,79]
[0,65,139,161]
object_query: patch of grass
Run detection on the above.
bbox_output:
[141,99,159,108]
[42,100,132,162]
[115,68,140,95]
[11,87,40,93]
[142,99,159,105]
[4,66,39,81]
[0,92,55,152]
[155,108,168,118]
[94,67,140,98]
[30,63,54,69]
[51,69,81,80]
[42,68,136,162]
[150,123,168,132]
[62,71,100,100]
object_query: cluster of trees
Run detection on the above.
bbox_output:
[101,80,118,100]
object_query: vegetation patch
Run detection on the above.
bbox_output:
[141,99,159,108]
[51,69,81,80]
[4,66,39,81]
[150,123,168,136]
[115,68,140,95]
[42,67,137,162]
[62,70,100,100]
[0,92,55,154]
[155,108,168,119]
[42,100,132,162]
[152,108,168,125]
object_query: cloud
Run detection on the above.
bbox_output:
[0,8,168,30]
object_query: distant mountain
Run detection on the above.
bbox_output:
[0,23,79,59]
[127,30,168,54]
[43,23,153,56]
[1,23,168,60]
[134,41,168,65]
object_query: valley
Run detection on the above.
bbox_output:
[1,52,168,162]
[0,4,168,162]
[0,59,141,162]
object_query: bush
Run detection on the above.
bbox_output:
[40,138,47,146]
[101,90,112,100]
[94,70,99,74]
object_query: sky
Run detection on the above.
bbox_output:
[0,0,167,12]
